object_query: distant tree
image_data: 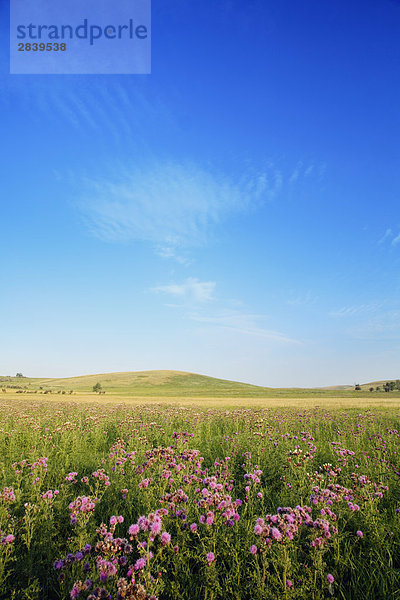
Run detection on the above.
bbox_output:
[16,373,24,378]
[384,383,390,392]
[376,386,381,392]
[369,387,374,392]
[93,382,102,393]
[355,384,361,391]
[395,380,400,391]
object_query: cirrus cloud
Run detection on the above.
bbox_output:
[152,277,216,303]
[76,160,277,250]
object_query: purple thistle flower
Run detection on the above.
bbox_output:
[150,520,162,535]
[206,552,215,565]
[161,531,171,546]
[128,524,139,536]
[134,558,146,571]
[271,527,282,541]
[70,584,80,599]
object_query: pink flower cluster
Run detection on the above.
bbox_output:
[1,534,15,545]
[0,486,16,503]
[69,496,98,524]
[253,505,338,548]
[92,469,111,487]
[195,477,241,527]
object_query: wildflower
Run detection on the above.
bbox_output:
[356,530,363,538]
[2,534,15,544]
[128,524,139,536]
[287,580,293,589]
[134,558,146,571]
[327,574,334,584]
[98,559,117,582]
[190,523,198,532]
[70,583,81,599]
[137,516,150,531]
[161,531,171,546]
[206,512,215,526]
[150,519,162,535]
[249,545,258,555]
[206,552,215,565]
[271,527,282,541]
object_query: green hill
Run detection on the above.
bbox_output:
[1,371,399,398]
[0,370,273,397]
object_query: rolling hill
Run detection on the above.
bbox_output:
[0,370,272,397]
[0,371,398,398]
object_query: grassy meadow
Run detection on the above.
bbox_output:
[0,372,400,599]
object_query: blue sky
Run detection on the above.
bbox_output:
[1,0,400,386]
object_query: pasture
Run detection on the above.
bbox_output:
[0,375,400,599]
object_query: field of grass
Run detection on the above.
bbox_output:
[0,391,400,599]
[2,371,400,400]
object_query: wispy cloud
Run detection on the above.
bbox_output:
[329,302,383,318]
[392,232,400,246]
[378,228,393,244]
[289,161,326,185]
[77,160,274,249]
[378,227,400,247]
[287,291,317,306]
[152,278,216,303]
[348,309,400,340]
[190,310,301,344]
[1,79,170,148]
